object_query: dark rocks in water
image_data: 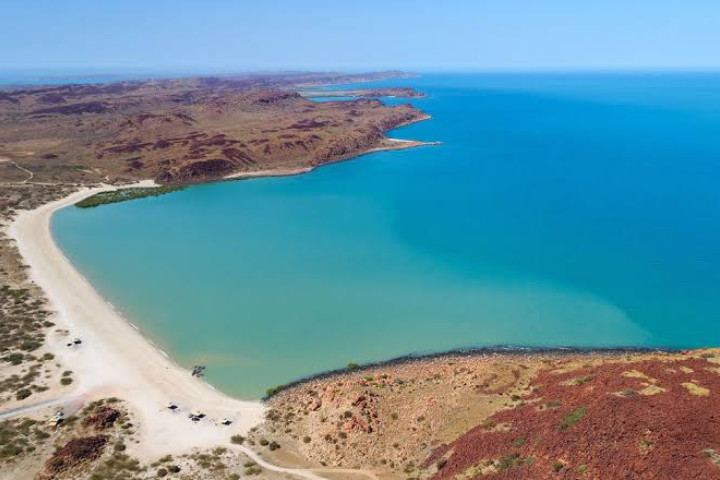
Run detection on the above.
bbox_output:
[191,365,206,377]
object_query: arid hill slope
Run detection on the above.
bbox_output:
[261,350,720,480]
[0,71,428,185]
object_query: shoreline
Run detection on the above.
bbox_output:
[2,123,440,416]
[7,182,265,460]
[222,117,439,183]
[264,345,683,399]
[223,139,439,182]
[7,151,678,408]
[3,177,705,472]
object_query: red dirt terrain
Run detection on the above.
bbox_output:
[0,71,430,185]
[39,435,108,480]
[425,354,720,479]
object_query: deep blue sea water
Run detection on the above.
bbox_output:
[53,73,720,398]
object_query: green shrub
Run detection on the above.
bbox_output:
[497,453,523,471]
[265,384,285,397]
[76,186,185,208]
[558,407,587,431]
[3,353,24,365]
[15,389,32,400]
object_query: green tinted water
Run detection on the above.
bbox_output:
[54,74,720,398]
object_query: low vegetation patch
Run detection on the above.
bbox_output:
[0,285,55,400]
[88,451,143,480]
[703,449,720,467]
[497,453,526,471]
[75,186,184,208]
[0,418,48,462]
[558,407,587,431]
[682,382,710,397]
[265,384,286,398]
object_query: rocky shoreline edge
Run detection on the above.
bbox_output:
[263,344,681,399]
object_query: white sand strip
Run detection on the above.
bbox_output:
[8,183,265,460]
[224,167,313,180]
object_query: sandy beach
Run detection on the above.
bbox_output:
[4,133,438,437]
[225,166,314,180]
[7,183,266,460]
[1,133,438,478]
[223,138,438,182]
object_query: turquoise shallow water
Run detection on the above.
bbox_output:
[53,73,720,398]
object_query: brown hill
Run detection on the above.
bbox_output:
[0,72,429,185]
[261,350,720,479]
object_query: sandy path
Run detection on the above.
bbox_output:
[8,183,265,460]
[0,396,84,421]
[235,446,378,480]
[10,161,34,183]
[236,446,326,480]
[0,156,34,183]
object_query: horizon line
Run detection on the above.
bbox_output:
[1,67,720,86]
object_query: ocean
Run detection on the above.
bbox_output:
[53,73,720,398]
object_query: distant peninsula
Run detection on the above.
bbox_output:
[0,71,433,186]
[298,87,427,99]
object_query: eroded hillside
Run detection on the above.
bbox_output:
[0,72,429,185]
[261,350,720,479]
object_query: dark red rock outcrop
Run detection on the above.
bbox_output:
[82,406,122,430]
[40,435,108,479]
[426,356,720,480]
[156,158,237,183]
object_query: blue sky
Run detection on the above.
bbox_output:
[2,0,719,72]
